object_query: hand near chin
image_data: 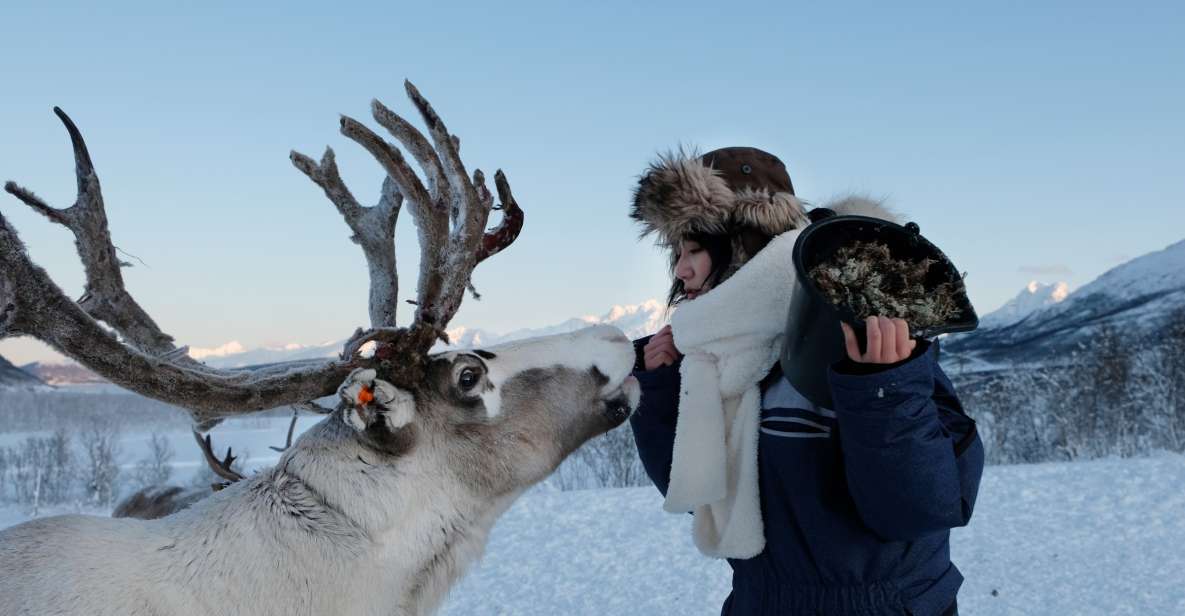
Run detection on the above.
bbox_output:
[840,316,917,364]
[643,325,680,371]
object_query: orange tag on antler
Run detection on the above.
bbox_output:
[357,386,375,405]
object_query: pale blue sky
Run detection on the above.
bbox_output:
[2,1,1182,364]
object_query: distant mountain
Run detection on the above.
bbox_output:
[1,355,50,390]
[443,300,668,349]
[944,239,1185,369]
[20,361,103,386]
[192,340,346,369]
[979,281,1070,329]
[195,300,669,369]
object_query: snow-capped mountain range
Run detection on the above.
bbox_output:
[195,300,669,370]
[15,235,1183,381]
[978,281,1071,329]
[944,238,1185,368]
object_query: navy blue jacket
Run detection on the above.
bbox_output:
[630,337,983,616]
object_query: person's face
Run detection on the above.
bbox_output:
[674,239,713,300]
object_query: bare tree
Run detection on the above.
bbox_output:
[80,419,122,507]
[1129,307,1185,452]
[43,429,74,504]
[0,84,642,616]
[0,447,8,501]
[8,434,73,506]
[956,312,1185,464]
[131,431,174,490]
[8,439,39,505]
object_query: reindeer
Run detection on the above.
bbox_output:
[0,82,641,616]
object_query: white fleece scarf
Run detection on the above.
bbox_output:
[664,228,802,559]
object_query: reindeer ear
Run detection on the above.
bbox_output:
[338,368,416,433]
[371,380,416,430]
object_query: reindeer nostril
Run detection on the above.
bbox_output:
[604,397,633,423]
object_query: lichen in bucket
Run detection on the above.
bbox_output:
[807,241,965,329]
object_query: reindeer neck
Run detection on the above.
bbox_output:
[158,417,518,615]
[302,421,524,615]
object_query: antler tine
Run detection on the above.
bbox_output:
[401,82,499,340]
[192,429,245,485]
[370,99,451,208]
[291,144,403,328]
[4,108,178,356]
[4,183,67,225]
[290,147,363,220]
[369,99,452,328]
[269,409,301,453]
[476,169,525,264]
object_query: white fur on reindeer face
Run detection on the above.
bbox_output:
[436,324,637,420]
[411,325,642,494]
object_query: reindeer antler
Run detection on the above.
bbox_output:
[292,80,525,353]
[0,83,523,424]
[193,429,246,487]
[5,107,178,356]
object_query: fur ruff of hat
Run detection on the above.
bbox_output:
[630,151,810,258]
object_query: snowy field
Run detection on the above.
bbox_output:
[1,414,1183,615]
[440,454,1185,615]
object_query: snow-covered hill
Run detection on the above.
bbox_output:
[0,355,49,391]
[18,361,103,387]
[945,239,1185,367]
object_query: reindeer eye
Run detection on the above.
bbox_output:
[458,367,481,391]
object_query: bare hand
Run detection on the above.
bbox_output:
[841,316,917,364]
[643,325,680,371]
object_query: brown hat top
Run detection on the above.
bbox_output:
[700,147,795,197]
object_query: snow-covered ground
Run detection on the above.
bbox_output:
[0,414,309,481]
[440,453,1185,615]
[2,418,1182,615]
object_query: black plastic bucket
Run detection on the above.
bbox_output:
[779,212,978,408]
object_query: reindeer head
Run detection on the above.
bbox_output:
[334,326,640,498]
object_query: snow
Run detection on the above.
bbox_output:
[0,415,307,484]
[443,454,1185,615]
[1081,239,1185,303]
[2,423,1182,615]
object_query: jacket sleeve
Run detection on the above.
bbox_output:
[827,340,985,542]
[628,336,683,497]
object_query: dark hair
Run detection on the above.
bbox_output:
[666,232,733,307]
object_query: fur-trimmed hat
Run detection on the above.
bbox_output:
[631,147,810,286]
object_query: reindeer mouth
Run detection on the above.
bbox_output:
[602,375,641,424]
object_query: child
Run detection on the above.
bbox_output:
[629,147,983,615]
